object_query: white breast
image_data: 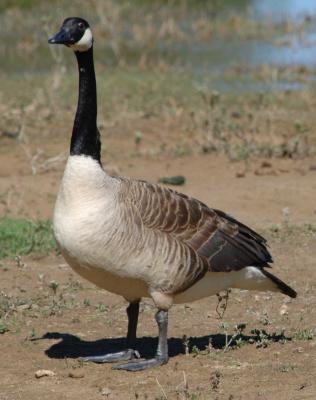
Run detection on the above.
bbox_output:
[53,155,152,300]
[54,156,117,265]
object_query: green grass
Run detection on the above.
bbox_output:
[0,218,57,258]
[0,319,9,334]
[293,328,314,341]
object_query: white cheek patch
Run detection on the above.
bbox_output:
[70,28,93,52]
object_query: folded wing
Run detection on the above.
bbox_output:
[126,179,272,273]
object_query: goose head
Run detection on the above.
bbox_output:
[48,17,93,52]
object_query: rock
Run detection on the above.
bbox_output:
[235,171,245,178]
[16,304,30,312]
[231,111,241,119]
[35,369,56,379]
[279,304,288,316]
[101,387,112,397]
[261,161,272,168]
[159,175,186,186]
[292,347,303,353]
[68,370,85,379]
[254,167,277,176]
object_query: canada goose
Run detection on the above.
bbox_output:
[48,18,297,372]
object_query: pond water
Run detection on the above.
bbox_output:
[1,0,316,93]
[183,0,316,92]
[252,0,316,22]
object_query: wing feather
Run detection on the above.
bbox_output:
[121,178,272,276]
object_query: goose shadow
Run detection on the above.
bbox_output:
[37,330,290,360]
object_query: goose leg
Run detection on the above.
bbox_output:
[113,309,168,371]
[82,301,140,363]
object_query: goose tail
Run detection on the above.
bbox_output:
[261,269,297,298]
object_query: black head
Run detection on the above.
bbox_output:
[48,17,93,52]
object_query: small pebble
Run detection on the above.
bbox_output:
[35,369,56,379]
[279,304,288,316]
[17,304,30,312]
[101,387,112,397]
[261,161,272,168]
[68,370,85,379]
[293,347,303,353]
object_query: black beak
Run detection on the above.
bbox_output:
[48,27,72,45]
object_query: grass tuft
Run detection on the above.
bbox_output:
[0,320,9,334]
[293,329,314,341]
[0,218,57,259]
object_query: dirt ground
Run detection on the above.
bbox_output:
[1,1,316,398]
[1,118,316,399]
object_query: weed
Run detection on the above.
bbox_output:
[210,370,221,391]
[0,319,9,334]
[0,293,14,318]
[65,280,84,292]
[174,145,192,158]
[293,329,314,341]
[0,218,57,258]
[28,327,37,339]
[250,329,287,348]
[0,263,9,271]
[279,363,297,373]
[0,293,35,333]
[134,131,143,144]
[182,334,190,355]
[258,312,271,326]
[222,323,247,351]
[251,329,270,348]
[48,280,59,295]
[235,337,247,348]
[83,298,91,307]
[191,345,200,357]
[217,322,288,352]
[174,372,203,399]
[96,303,109,313]
[216,289,231,319]
[294,121,309,135]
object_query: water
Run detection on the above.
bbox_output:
[2,0,316,94]
[252,0,316,22]
[181,0,316,92]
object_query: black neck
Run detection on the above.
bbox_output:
[70,47,101,163]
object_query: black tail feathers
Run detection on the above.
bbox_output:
[262,269,297,298]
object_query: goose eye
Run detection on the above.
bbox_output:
[78,22,84,29]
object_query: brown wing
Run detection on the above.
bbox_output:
[125,178,272,273]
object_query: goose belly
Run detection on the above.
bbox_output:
[53,201,152,300]
[54,213,150,300]
[61,249,149,301]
